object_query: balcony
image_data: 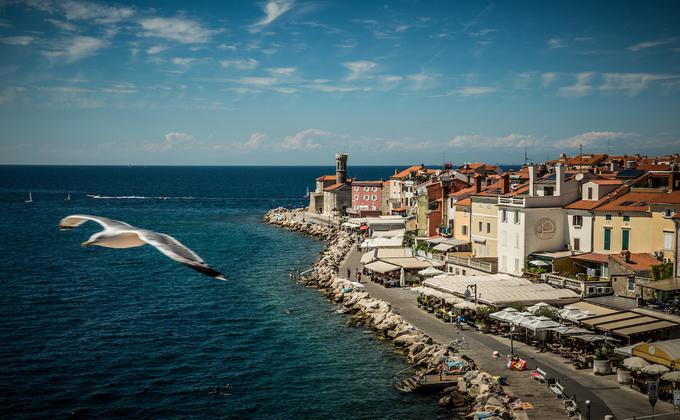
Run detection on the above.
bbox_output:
[446,255,497,274]
[498,196,525,206]
[544,273,611,297]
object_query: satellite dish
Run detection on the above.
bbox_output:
[575,173,584,181]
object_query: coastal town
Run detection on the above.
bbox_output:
[268,152,680,420]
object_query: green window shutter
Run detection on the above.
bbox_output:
[622,229,630,251]
[604,227,611,251]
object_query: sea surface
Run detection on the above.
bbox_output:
[0,166,449,419]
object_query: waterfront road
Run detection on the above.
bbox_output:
[338,245,677,420]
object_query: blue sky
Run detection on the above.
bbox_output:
[0,0,679,165]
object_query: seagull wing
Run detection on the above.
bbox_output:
[59,214,133,231]
[135,229,227,281]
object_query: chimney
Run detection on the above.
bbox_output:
[626,160,636,169]
[528,166,537,196]
[474,175,482,193]
[555,163,564,196]
[500,173,510,194]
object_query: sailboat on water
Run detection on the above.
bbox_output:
[65,193,71,201]
[25,192,33,203]
[304,186,310,198]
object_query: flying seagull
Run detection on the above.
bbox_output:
[59,214,226,280]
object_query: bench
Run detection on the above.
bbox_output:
[549,381,565,399]
[530,367,547,383]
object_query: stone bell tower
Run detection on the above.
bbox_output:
[335,153,348,184]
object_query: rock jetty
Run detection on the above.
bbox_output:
[264,207,517,420]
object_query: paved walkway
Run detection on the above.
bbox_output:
[338,245,678,420]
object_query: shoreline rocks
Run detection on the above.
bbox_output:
[264,207,517,420]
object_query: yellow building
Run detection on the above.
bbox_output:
[416,194,428,237]
[592,191,680,263]
[470,194,500,257]
[453,198,471,242]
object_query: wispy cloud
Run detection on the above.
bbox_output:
[628,37,680,52]
[146,45,168,55]
[0,36,36,46]
[449,134,538,148]
[238,132,266,150]
[44,36,108,63]
[45,18,77,31]
[446,86,496,97]
[342,60,377,81]
[547,37,566,49]
[556,131,636,148]
[236,76,279,87]
[221,58,259,70]
[139,17,218,44]
[278,128,337,150]
[145,132,195,152]
[171,57,195,66]
[541,72,559,87]
[599,73,679,96]
[558,72,594,97]
[250,0,294,32]
[25,0,135,24]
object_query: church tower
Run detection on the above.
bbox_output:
[335,153,348,184]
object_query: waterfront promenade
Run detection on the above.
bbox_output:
[338,244,678,420]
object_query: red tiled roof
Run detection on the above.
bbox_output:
[392,205,409,212]
[352,180,383,186]
[596,191,680,212]
[316,174,336,181]
[456,198,472,206]
[637,164,672,172]
[469,163,485,169]
[323,183,345,191]
[390,165,423,180]
[590,179,623,186]
[609,253,662,273]
[565,154,607,166]
[572,252,610,264]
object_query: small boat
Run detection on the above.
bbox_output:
[65,193,71,201]
[304,186,310,198]
[25,192,33,203]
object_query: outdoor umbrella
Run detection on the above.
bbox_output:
[641,364,670,375]
[660,371,680,382]
[418,266,445,277]
[623,357,650,370]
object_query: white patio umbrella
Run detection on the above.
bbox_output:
[641,364,670,375]
[623,356,650,370]
[418,266,445,277]
[661,371,680,382]
[489,307,519,322]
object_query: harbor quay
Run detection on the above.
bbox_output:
[271,151,680,419]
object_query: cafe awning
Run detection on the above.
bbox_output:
[638,277,680,292]
[418,266,445,276]
[364,261,400,274]
[382,257,433,270]
[632,338,680,368]
[433,243,454,252]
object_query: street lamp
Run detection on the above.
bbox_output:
[509,324,515,356]
[585,400,591,420]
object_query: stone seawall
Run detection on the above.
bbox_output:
[264,207,517,420]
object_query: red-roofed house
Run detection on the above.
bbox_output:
[609,251,664,298]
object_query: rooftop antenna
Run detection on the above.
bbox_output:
[579,143,583,173]
[524,145,528,166]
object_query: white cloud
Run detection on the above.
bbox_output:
[556,131,636,148]
[26,0,134,24]
[217,43,237,51]
[146,45,168,55]
[279,128,336,150]
[448,134,538,148]
[342,60,377,81]
[236,76,279,86]
[145,132,195,152]
[251,0,294,32]
[446,86,496,96]
[45,18,77,31]
[406,73,436,90]
[221,58,259,70]
[139,17,217,44]
[267,67,296,76]
[272,87,299,94]
[171,57,194,66]
[541,72,558,87]
[0,36,36,46]
[377,75,402,90]
[558,72,594,97]
[547,37,566,49]
[240,132,266,150]
[599,73,679,96]
[44,36,107,63]
[628,37,680,52]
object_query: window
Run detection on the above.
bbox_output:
[501,256,507,272]
[544,186,554,196]
[664,232,673,250]
[623,215,630,222]
[479,221,483,232]
[371,187,377,192]
[363,195,369,200]
[627,276,636,292]
[513,211,519,224]
[363,187,369,192]
[514,258,519,274]
[371,195,377,201]
[514,233,519,249]
[501,209,507,222]
[353,186,359,191]
[603,227,611,251]
[486,223,491,233]
[354,195,359,200]
[622,229,630,251]
[574,238,580,251]
[573,215,583,227]
[587,187,593,200]
[462,225,468,235]
[605,214,612,221]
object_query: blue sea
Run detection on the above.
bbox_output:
[0,166,448,419]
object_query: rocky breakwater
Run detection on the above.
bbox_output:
[264,207,517,420]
